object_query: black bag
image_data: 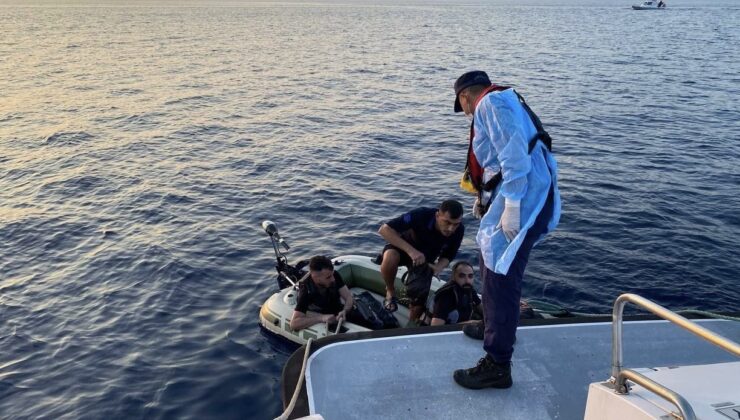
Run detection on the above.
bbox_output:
[352,291,400,330]
[402,264,434,302]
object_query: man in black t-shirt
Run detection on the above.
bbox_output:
[290,256,354,331]
[378,199,465,324]
[430,261,482,326]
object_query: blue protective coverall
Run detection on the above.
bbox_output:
[471,88,561,363]
[472,88,561,275]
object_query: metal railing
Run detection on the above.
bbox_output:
[611,293,740,420]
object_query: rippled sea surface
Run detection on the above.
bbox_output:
[1,0,738,418]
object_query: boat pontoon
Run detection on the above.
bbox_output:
[258,221,549,346]
[258,220,447,345]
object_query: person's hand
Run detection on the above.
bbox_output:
[323,314,337,323]
[473,197,484,219]
[430,263,443,276]
[408,249,426,266]
[336,310,347,322]
[498,199,521,241]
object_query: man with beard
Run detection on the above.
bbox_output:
[429,261,482,326]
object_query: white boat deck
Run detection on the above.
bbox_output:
[297,319,740,419]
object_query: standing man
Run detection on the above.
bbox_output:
[378,200,465,325]
[451,71,561,389]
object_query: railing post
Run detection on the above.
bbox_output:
[611,296,628,391]
[610,293,740,419]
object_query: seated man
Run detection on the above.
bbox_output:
[430,261,482,326]
[289,255,354,331]
[378,199,464,323]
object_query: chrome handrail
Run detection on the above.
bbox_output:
[611,293,740,420]
[619,369,695,419]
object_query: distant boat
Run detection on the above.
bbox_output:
[633,0,667,9]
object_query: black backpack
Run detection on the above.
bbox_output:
[353,291,400,330]
[402,264,435,301]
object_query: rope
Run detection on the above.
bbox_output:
[525,299,589,317]
[274,338,313,420]
[568,311,613,318]
[526,299,740,321]
[675,310,740,322]
[333,318,344,335]
[273,318,342,420]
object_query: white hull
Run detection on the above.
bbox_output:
[632,4,666,9]
[283,316,740,419]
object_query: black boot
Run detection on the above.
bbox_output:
[462,320,484,340]
[462,321,517,344]
[453,355,513,389]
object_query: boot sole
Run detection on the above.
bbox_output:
[453,371,513,389]
[454,380,513,390]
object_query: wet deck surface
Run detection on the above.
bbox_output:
[304,319,740,419]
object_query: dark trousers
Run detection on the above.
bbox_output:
[481,188,554,363]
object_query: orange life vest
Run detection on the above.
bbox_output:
[460,85,552,196]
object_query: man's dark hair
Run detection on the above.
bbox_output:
[451,260,474,276]
[439,199,464,219]
[309,255,334,272]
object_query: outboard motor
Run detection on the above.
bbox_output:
[261,220,307,290]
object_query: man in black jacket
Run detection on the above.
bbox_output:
[377,199,465,324]
[429,261,482,326]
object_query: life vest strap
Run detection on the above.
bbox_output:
[464,87,553,197]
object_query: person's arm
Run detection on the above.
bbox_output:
[472,290,483,318]
[336,285,354,321]
[438,225,464,271]
[291,284,336,331]
[290,310,336,331]
[430,258,450,276]
[475,92,531,201]
[475,93,532,240]
[430,290,453,326]
[378,224,425,265]
[430,317,446,326]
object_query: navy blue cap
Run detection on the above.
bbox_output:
[454,70,492,112]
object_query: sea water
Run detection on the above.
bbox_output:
[1,0,738,418]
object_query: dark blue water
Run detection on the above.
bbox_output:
[1,1,738,418]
